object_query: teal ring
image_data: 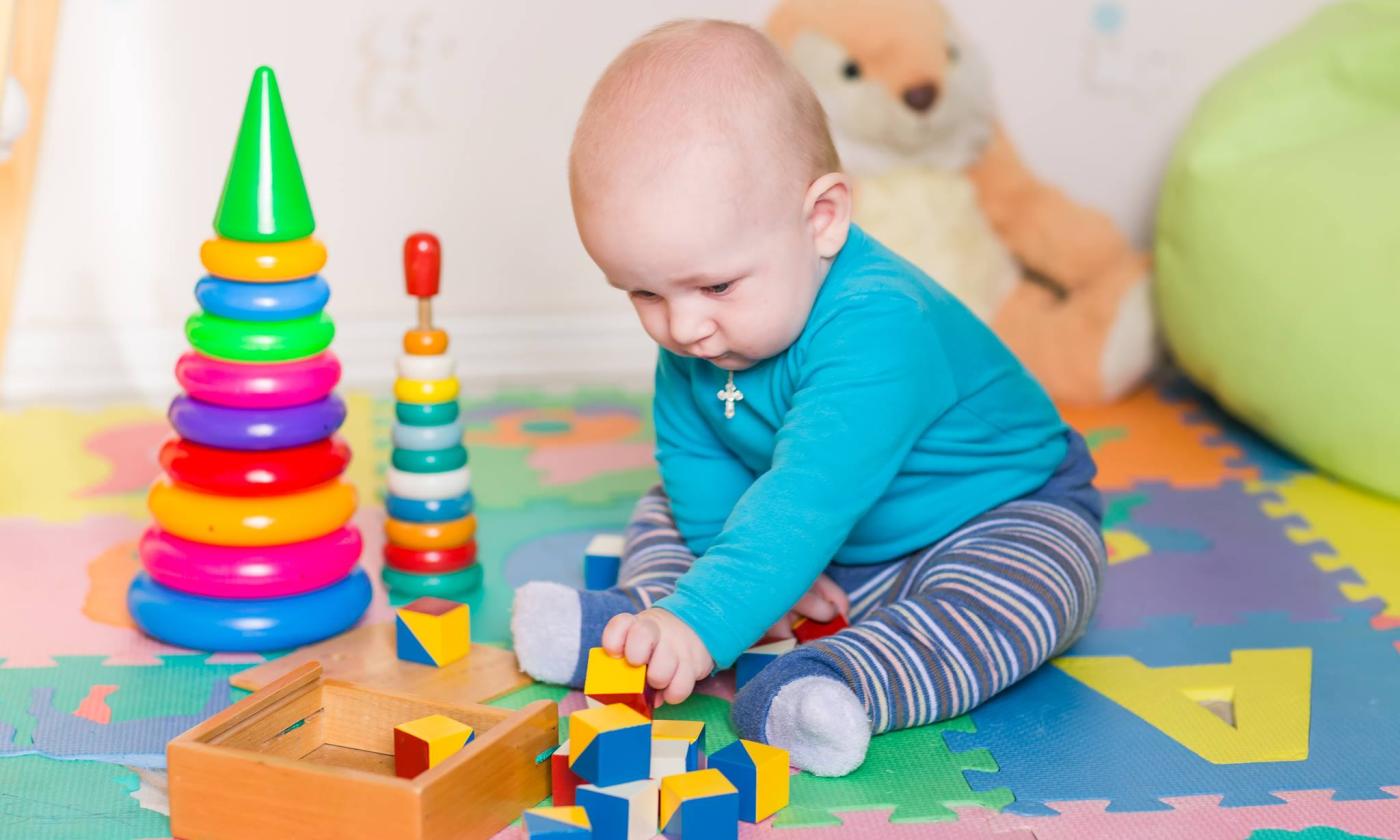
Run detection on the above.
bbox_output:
[382,563,482,598]
[395,400,460,427]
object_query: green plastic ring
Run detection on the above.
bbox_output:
[186,311,335,363]
[395,400,460,426]
[391,445,469,474]
[382,563,481,598]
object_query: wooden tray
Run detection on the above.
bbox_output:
[230,621,532,706]
[170,661,557,840]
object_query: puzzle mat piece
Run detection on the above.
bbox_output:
[945,610,1400,814]
[1093,483,1368,630]
[962,787,1400,840]
[1058,382,1257,490]
[1158,373,1309,482]
[0,656,241,766]
[0,755,171,839]
[778,716,1013,827]
[1103,491,1212,553]
[1250,828,1387,840]
[1257,473,1400,627]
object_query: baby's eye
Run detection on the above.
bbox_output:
[630,290,659,301]
[705,282,734,296]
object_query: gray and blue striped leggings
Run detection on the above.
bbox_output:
[611,483,1106,734]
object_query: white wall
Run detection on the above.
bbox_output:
[1,0,1329,404]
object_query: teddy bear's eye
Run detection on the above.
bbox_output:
[842,60,861,80]
[947,44,960,63]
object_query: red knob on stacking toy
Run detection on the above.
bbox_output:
[404,233,441,298]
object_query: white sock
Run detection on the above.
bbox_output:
[764,675,871,777]
[509,581,582,685]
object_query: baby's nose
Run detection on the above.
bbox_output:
[902,82,939,113]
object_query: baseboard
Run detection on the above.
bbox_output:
[0,310,658,406]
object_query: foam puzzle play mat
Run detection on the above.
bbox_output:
[0,369,1398,840]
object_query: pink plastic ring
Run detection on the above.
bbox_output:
[175,350,341,409]
[138,525,363,599]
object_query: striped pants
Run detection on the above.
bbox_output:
[614,485,1106,733]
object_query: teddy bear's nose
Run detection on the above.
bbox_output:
[902,83,939,113]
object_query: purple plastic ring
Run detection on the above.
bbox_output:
[169,393,347,451]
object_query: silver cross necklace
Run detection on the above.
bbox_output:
[716,371,744,420]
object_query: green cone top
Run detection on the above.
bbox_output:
[213,66,316,242]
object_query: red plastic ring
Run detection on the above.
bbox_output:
[158,435,352,496]
[382,541,477,574]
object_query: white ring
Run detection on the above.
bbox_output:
[396,354,455,381]
[386,466,471,500]
[392,419,466,451]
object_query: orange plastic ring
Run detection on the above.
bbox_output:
[384,514,478,550]
[200,236,328,282]
[148,476,356,547]
[403,328,449,355]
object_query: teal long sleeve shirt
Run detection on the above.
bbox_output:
[652,225,1068,667]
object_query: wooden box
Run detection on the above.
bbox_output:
[168,662,557,840]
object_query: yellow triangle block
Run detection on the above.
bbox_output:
[1053,648,1311,764]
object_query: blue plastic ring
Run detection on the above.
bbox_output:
[195,275,331,322]
[392,419,465,451]
[169,393,347,451]
[385,490,475,523]
[127,568,371,652]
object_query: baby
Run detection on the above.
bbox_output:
[512,19,1106,777]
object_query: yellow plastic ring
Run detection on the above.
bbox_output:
[148,476,357,547]
[384,514,477,550]
[200,236,328,282]
[394,377,460,404]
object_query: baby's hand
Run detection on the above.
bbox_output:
[764,573,850,640]
[603,607,715,707]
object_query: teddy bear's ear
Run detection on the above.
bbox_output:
[765,0,802,49]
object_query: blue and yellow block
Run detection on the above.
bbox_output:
[734,638,795,691]
[585,646,654,718]
[576,778,658,840]
[584,533,624,590]
[660,768,739,839]
[708,739,789,822]
[393,714,474,778]
[395,596,470,667]
[523,805,591,838]
[652,719,706,777]
[569,703,652,786]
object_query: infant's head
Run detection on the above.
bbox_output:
[570,19,850,370]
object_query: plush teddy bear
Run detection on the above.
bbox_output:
[767,0,1157,404]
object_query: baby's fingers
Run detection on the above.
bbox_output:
[601,613,636,657]
[661,667,696,706]
[622,615,660,667]
[791,590,839,623]
[647,640,679,692]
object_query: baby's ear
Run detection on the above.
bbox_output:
[805,173,853,260]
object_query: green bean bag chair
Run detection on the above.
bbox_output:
[1155,0,1400,499]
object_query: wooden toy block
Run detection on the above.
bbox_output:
[652,719,706,772]
[395,596,470,667]
[651,736,690,780]
[659,768,739,840]
[583,534,624,590]
[167,662,556,840]
[584,647,655,718]
[523,805,591,838]
[551,739,584,806]
[394,713,475,779]
[791,613,849,643]
[575,778,659,840]
[708,739,790,822]
[734,638,796,691]
[568,703,652,786]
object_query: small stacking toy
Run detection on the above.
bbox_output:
[382,233,481,600]
[127,67,371,651]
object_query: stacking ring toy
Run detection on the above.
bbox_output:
[395,400,459,426]
[384,514,477,551]
[195,275,331,322]
[391,445,468,473]
[381,564,482,599]
[386,466,471,500]
[396,354,454,381]
[140,526,362,599]
[394,377,459,404]
[392,419,465,451]
[128,568,371,652]
[159,435,351,495]
[148,476,356,546]
[385,491,474,523]
[200,236,328,282]
[169,393,346,451]
[403,328,448,355]
[175,351,341,409]
[186,311,335,363]
[383,542,477,574]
